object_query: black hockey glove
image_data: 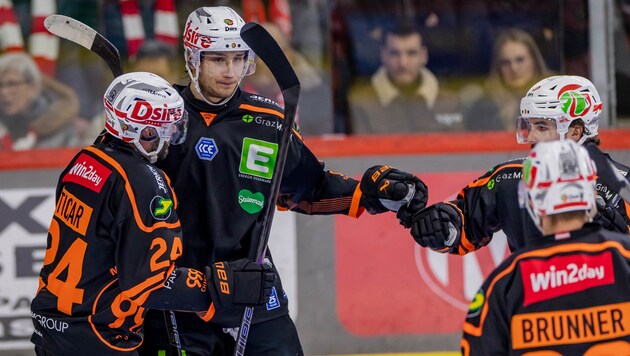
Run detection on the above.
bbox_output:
[360,165,428,215]
[594,196,629,233]
[410,203,462,253]
[205,259,275,310]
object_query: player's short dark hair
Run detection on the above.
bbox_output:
[381,22,423,47]
[134,39,178,62]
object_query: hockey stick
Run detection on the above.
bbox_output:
[44,14,184,356]
[233,22,301,356]
[584,142,630,204]
[44,15,123,77]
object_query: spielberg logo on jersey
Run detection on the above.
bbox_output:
[238,137,278,183]
[150,196,173,220]
[63,153,111,193]
[520,252,614,307]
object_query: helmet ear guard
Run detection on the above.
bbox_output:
[520,140,598,232]
[517,75,603,145]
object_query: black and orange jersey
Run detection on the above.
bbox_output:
[461,224,630,355]
[30,138,211,354]
[446,155,630,255]
[154,86,362,327]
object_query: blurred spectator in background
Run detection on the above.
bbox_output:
[460,28,552,131]
[241,22,333,135]
[130,39,181,84]
[77,39,181,146]
[348,23,450,134]
[0,52,78,150]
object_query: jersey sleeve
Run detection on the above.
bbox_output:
[448,166,501,255]
[278,136,363,217]
[461,263,512,355]
[448,162,523,255]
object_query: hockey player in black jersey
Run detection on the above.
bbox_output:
[462,140,630,355]
[139,6,428,356]
[30,72,275,355]
[406,75,629,255]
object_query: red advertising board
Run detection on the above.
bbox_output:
[336,171,512,335]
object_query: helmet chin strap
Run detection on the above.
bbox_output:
[134,139,165,164]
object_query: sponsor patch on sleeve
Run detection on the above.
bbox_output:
[62,153,111,193]
[520,252,614,307]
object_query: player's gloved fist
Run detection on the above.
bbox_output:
[205,258,275,309]
[594,196,629,233]
[410,203,461,253]
[360,165,428,215]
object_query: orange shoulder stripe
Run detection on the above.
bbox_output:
[468,163,523,188]
[84,147,181,233]
[239,103,284,119]
[463,240,630,337]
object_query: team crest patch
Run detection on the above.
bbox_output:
[151,196,173,220]
[467,290,485,318]
[196,137,218,161]
[266,287,280,310]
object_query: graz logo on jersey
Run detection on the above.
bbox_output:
[520,251,614,307]
[63,153,111,193]
[196,137,219,161]
[238,189,265,214]
[55,188,93,235]
[150,196,173,220]
[239,138,278,182]
[242,114,283,131]
[415,230,511,311]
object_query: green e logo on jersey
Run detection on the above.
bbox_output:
[239,138,278,179]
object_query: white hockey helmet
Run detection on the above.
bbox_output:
[103,72,188,163]
[183,7,256,103]
[519,140,597,232]
[517,75,603,145]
